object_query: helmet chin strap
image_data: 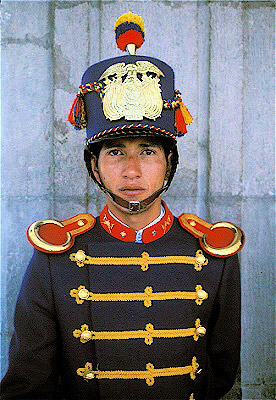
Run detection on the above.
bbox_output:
[103,185,168,213]
[97,179,169,213]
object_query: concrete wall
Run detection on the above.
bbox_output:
[1,1,275,399]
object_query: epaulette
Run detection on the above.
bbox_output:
[178,213,245,257]
[27,214,96,254]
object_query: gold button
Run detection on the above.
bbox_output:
[78,220,85,226]
[120,231,126,237]
[197,289,208,300]
[196,326,206,336]
[85,372,95,379]
[75,250,86,262]
[78,288,89,300]
[196,254,206,264]
[189,220,196,227]
[81,331,92,341]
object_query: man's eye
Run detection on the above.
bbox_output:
[142,149,155,155]
[108,149,123,156]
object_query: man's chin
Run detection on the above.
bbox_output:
[109,192,160,215]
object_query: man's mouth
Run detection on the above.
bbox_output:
[119,186,146,196]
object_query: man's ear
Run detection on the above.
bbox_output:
[165,151,173,180]
[91,156,101,184]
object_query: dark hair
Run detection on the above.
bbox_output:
[84,133,179,188]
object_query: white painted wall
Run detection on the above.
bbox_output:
[1,1,275,398]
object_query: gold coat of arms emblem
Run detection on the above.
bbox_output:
[99,61,164,121]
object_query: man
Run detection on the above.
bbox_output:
[1,12,244,400]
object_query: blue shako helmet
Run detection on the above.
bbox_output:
[81,55,176,143]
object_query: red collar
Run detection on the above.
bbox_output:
[100,201,174,243]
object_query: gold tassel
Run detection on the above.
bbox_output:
[180,102,193,125]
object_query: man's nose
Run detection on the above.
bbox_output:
[122,155,142,178]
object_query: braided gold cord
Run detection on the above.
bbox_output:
[70,249,208,271]
[77,357,199,385]
[73,319,206,344]
[70,285,208,307]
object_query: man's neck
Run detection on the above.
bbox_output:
[106,197,163,231]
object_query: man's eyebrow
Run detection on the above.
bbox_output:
[139,142,161,148]
[102,141,125,149]
[102,141,162,149]
[134,140,164,149]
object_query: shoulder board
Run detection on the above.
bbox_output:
[178,213,245,257]
[27,213,96,254]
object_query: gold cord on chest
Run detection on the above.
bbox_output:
[77,357,199,386]
[70,249,208,271]
[73,318,206,345]
[70,285,208,307]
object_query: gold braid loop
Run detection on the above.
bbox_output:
[70,249,208,271]
[73,319,206,345]
[77,358,199,386]
[70,285,208,307]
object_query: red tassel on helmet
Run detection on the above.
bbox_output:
[175,107,187,135]
[68,94,86,130]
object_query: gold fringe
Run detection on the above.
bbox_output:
[77,357,199,385]
[70,249,208,271]
[70,285,208,307]
[73,319,206,345]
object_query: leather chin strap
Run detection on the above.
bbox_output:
[100,184,168,213]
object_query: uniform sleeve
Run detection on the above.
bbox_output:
[206,254,241,399]
[1,250,61,400]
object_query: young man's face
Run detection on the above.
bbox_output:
[91,137,170,208]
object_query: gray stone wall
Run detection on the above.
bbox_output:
[1,1,275,399]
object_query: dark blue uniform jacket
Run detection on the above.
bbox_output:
[1,216,240,400]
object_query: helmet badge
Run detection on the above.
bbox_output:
[99,61,164,121]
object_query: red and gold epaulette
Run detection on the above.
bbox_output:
[178,213,245,257]
[27,214,96,254]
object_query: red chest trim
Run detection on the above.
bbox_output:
[100,202,174,243]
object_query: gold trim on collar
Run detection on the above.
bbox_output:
[77,357,199,385]
[70,285,208,307]
[70,249,208,271]
[73,319,206,345]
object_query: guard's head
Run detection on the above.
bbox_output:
[84,131,178,192]
[68,12,192,210]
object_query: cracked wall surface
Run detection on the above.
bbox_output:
[1,1,275,399]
